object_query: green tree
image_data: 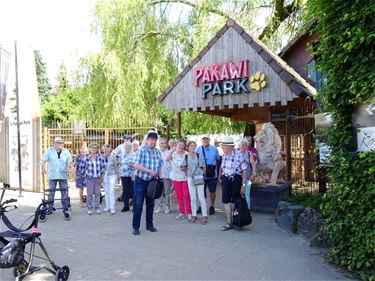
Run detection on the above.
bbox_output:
[74,0,308,132]
[34,50,51,104]
[42,64,78,126]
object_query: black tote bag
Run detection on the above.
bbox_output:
[146,177,164,199]
[233,195,252,227]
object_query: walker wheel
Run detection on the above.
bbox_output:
[55,265,70,281]
[82,195,87,203]
[39,212,48,223]
[63,211,71,221]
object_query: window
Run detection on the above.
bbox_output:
[307,58,323,90]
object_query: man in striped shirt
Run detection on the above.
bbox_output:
[132,131,163,236]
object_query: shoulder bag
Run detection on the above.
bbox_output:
[201,146,216,178]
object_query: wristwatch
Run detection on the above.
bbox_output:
[242,183,246,187]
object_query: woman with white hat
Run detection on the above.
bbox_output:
[218,136,247,231]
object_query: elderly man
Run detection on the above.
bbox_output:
[218,136,247,231]
[132,131,163,236]
[196,135,220,215]
[42,137,72,214]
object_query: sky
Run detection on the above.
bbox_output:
[0,0,100,86]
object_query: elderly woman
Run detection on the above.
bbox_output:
[102,144,119,214]
[167,139,192,221]
[185,140,208,224]
[80,143,106,215]
[155,138,175,214]
[75,144,88,208]
[238,138,256,209]
[120,142,136,212]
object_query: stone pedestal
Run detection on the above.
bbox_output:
[250,181,291,213]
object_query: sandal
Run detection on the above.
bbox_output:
[199,217,208,225]
[191,216,197,223]
[221,223,234,231]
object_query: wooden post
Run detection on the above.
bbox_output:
[166,124,171,141]
[104,128,109,144]
[285,111,292,181]
[177,112,182,138]
[43,127,48,153]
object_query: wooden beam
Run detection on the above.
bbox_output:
[285,111,292,181]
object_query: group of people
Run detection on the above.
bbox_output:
[42,131,258,236]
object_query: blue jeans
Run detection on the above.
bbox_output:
[121,176,133,208]
[132,177,155,230]
[47,179,69,211]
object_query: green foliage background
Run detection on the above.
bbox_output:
[308,0,375,279]
[39,0,307,132]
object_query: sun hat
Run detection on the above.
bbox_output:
[220,136,235,146]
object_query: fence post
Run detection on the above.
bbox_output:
[104,128,109,144]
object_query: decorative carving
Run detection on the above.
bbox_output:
[254,122,286,185]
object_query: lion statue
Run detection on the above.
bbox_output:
[253,122,286,186]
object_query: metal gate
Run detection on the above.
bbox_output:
[271,100,321,194]
[42,126,156,157]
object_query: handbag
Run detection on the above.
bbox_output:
[146,177,164,199]
[193,175,204,186]
[201,147,216,178]
[233,195,252,227]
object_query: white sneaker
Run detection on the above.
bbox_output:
[87,210,93,215]
[96,209,102,214]
[175,213,185,220]
[164,207,170,214]
[187,214,192,221]
[154,207,161,214]
[110,211,116,215]
[103,208,109,212]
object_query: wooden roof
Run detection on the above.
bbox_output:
[158,19,316,113]
[279,19,318,59]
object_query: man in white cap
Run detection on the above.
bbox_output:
[42,137,72,214]
[196,134,220,215]
[218,136,247,231]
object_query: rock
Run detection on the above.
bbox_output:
[309,231,332,248]
[297,207,323,240]
[275,201,305,232]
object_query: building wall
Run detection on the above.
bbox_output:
[281,31,319,82]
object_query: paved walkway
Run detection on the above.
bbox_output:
[0,187,350,281]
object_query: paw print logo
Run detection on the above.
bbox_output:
[250,71,267,91]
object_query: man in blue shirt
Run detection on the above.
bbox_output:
[42,137,72,214]
[196,135,220,215]
[132,131,163,236]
